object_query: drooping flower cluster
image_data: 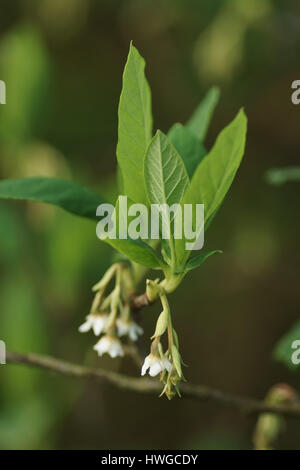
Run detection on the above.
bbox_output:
[79,263,143,359]
[78,265,185,399]
[140,333,183,399]
[140,281,185,399]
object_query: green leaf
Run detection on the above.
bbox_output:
[151,310,168,338]
[274,320,300,370]
[265,166,300,186]
[168,123,207,179]
[117,166,124,194]
[144,130,189,207]
[182,250,222,273]
[186,87,220,142]
[0,177,105,221]
[175,109,247,266]
[104,237,166,270]
[116,43,152,205]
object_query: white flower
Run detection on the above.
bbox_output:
[141,353,172,377]
[78,313,108,336]
[93,335,124,358]
[116,318,144,341]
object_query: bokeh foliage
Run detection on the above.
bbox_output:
[0,0,299,450]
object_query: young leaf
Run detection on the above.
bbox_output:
[0,177,104,221]
[175,109,247,266]
[144,130,189,207]
[117,166,124,193]
[116,43,152,205]
[168,123,207,179]
[98,195,167,269]
[274,320,300,370]
[104,237,166,270]
[186,86,220,142]
[182,250,222,273]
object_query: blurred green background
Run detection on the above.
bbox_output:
[0,0,299,450]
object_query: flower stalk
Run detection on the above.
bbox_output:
[140,284,185,399]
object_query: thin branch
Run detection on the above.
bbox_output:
[6,350,300,418]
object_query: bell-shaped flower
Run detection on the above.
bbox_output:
[79,313,109,336]
[116,318,143,341]
[93,335,124,358]
[141,353,171,377]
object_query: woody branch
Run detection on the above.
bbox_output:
[6,350,300,419]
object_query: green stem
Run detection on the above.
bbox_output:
[160,272,185,294]
[169,236,176,272]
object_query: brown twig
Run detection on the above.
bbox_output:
[130,291,152,311]
[5,350,300,419]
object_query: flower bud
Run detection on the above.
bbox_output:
[146,279,161,302]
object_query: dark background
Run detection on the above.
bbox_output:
[0,0,299,449]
